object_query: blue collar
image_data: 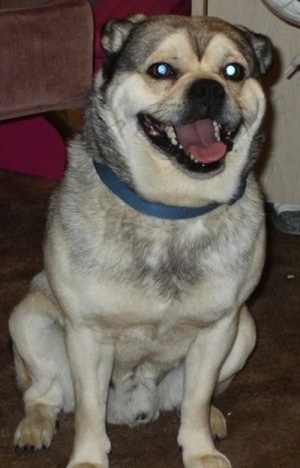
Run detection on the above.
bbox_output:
[93,160,247,220]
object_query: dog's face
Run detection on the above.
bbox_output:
[89,15,272,206]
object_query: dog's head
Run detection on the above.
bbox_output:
[86,15,272,206]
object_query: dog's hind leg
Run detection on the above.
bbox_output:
[9,274,73,451]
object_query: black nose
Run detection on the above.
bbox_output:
[188,79,225,115]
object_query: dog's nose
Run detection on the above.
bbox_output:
[188,79,225,115]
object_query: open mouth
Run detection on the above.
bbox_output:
[138,113,239,174]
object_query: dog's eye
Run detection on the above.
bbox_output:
[147,62,176,80]
[223,63,245,82]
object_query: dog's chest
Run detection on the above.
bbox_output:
[96,218,213,300]
[73,212,244,319]
[56,207,253,366]
[78,220,239,356]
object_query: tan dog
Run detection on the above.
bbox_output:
[9,14,272,468]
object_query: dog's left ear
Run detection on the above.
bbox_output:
[237,26,273,75]
[101,14,146,56]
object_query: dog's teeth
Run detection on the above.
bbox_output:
[189,153,199,163]
[165,126,179,146]
[213,120,221,141]
[165,126,176,139]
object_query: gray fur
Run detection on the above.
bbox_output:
[9,15,272,468]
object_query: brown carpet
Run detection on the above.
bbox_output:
[1,169,299,468]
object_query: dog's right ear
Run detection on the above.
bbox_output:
[101,14,146,56]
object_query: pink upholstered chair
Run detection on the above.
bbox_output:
[0,0,94,120]
[0,0,93,179]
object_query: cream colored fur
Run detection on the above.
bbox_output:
[9,15,272,468]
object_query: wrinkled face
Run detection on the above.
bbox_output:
[136,30,250,177]
[99,16,271,188]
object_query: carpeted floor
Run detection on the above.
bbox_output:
[1,169,299,468]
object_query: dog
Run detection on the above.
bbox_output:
[9,14,273,468]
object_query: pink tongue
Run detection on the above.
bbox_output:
[175,119,227,163]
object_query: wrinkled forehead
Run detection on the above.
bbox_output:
[121,17,256,72]
[144,30,250,72]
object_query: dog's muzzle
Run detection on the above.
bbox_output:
[138,79,239,175]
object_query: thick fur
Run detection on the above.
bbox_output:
[9,15,272,468]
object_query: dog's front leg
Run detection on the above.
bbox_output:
[66,326,114,468]
[178,314,237,468]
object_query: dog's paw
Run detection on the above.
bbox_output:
[14,411,58,451]
[210,406,227,441]
[66,435,110,468]
[185,453,231,468]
